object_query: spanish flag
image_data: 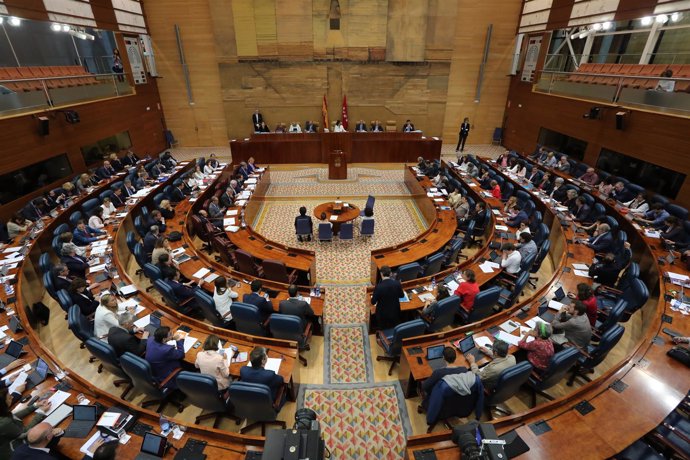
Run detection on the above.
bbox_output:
[322,95,329,131]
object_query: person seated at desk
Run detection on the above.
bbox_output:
[122,150,140,167]
[207,196,225,227]
[333,120,346,132]
[371,120,383,132]
[168,270,199,308]
[425,161,439,179]
[517,233,537,262]
[279,284,315,327]
[318,212,332,231]
[517,323,554,372]
[295,206,314,242]
[243,280,274,321]
[195,335,231,392]
[360,207,374,232]
[288,122,302,133]
[563,189,578,213]
[496,153,510,169]
[192,166,205,183]
[571,283,597,327]
[121,178,137,199]
[516,221,531,241]
[183,175,199,194]
[100,198,117,219]
[550,178,568,202]
[556,156,570,174]
[0,387,53,459]
[489,180,502,200]
[371,265,403,329]
[610,181,634,203]
[418,347,467,412]
[571,196,591,223]
[304,120,317,133]
[274,123,287,133]
[146,326,186,389]
[421,286,451,322]
[10,422,63,460]
[623,192,649,216]
[214,276,239,326]
[75,173,94,195]
[60,245,89,279]
[144,226,161,259]
[660,216,688,247]
[551,300,592,350]
[531,146,548,162]
[465,161,479,178]
[578,167,599,186]
[500,243,522,275]
[355,120,367,132]
[240,347,285,405]
[596,177,614,197]
[93,441,119,460]
[237,162,250,180]
[6,213,31,239]
[656,69,676,92]
[220,187,236,209]
[257,121,270,133]
[151,237,172,266]
[458,202,486,231]
[588,253,620,288]
[72,219,105,246]
[203,161,215,176]
[526,167,541,184]
[134,170,150,190]
[447,187,462,208]
[52,264,72,292]
[108,312,148,357]
[506,204,528,228]
[69,278,98,317]
[95,294,121,341]
[537,172,553,193]
[467,339,515,390]
[88,206,106,231]
[453,269,480,315]
[96,160,116,180]
[583,223,613,253]
[402,120,415,132]
[158,199,175,220]
[207,153,220,170]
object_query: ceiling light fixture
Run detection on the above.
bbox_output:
[656,14,669,24]
[641,16,653,26]
[602,21,612,30]
[62,24,70,32]
[592,23,602,31]
[671,12,681,22]
[8,16,21,27]
[50,23,62,32]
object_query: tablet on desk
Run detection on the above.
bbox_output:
[426,345,445,361]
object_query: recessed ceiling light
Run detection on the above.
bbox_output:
[50,23,62,32]
[8,16,21,27]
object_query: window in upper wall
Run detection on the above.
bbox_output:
[537,128,587,161]
[652,28,690,64]
[596,148,685,199]
[0,154,73,205]
[80,131,133,166]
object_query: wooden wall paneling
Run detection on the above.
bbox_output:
[209,0,239,62]
[143,0,228,147]
[231,0,259,57]
[425,0,458,62]
[254,0,278,57]
[311,0,329,58]
[442,1,522,145]
[275,0,314,61]
[385,0,429,62]
[346,0,389,49]
[546,0,575,30]
[503,77,690,207]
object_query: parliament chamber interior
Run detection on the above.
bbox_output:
[0,1,689,459]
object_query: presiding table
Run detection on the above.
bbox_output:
[313,201,360,234]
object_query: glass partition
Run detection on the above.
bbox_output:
[0,154,73,205]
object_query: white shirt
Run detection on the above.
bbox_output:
[288,123,302,133]
[203,164,215,175]
[213,288,239,318]
[333,124,346,133]
[94,305,119,340]
[101,202,116,218]
[88,215,104,229]
[501,250,522,274]
[516,226,531,240]
[193,171,205,181]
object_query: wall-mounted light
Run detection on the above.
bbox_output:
[602,21,612,30]
[640,16,653,26]
[8,16,21,27]
[656,14,669,24]
[592,23,602,31]
[671,12,681,22]
[62,24,70,32]
[50,23,62,32]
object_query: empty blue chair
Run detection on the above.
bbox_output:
[529,211,542,233]
[193,289,225,327]
[43,272,59,302]
[360,218,375,238]
[421,295,460,332]
[533,223,550,246]
[317,223,333,242]
[84,338,133,398]
[231,302,268,337]
[666,204,688,220]
[485,361,533,418]
[501,182,514,201]
[38,252,52,274]
[119,352,183,412]
[133,243,147,276]
[126,231,138,254]
[153,279,195,315]
[143,263,162,292]
[593,299,627,339]
[53,223,70,237]
[69,211,82,226]
[134,215,147,238]
[110,181,123,191]
[51,236,62,256]
[269,314,312,366]
[360,195,375,216]
[458,286,502,324]
[228,382,286,435]
[567,324,625,386]
[81,198,100,215]
[650,195,669,207]
[99,190,114,202]
[528,347,581,406]
[176,371,240,427]
[515,190,530,205]
[140,206,150,222]
[56,289,73,314]
[376,319,427,375]
[497,271,529,310]
[443,238,464,266]
[153,193,166,207]
[523,200,535,217]
[396,262,421,282]
[67,305,93,348]
[421,253,445,277]
[339,222,354,243]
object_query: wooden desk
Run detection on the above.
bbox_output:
[313,201,359,234]
[229,132,441,164]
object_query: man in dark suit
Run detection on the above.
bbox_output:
[169,182,186,204]
[586,224,613,253]
[506,205,529,228]
[572,196,591,222]
[23,199,45,222]
[145,326,185,389]
[146,210,167,233]
[60,245,89,279]
[243,280,274,321]
[11,422,62,460]
[51,264,72,291]
[240,347,285,404]
[143,226,160,259]
[588,253,619,287]
[527,168,541,184]
[550,178,568,202]
[304,120,317,133]
[72,219,104,246]
[96,161,116,180]
[111,188,125,207]
[121,178,137,198]
[355,120,367,132]
[279,285,315,326]
[237,162,250,180]
[108,312,148,357]
[371,120,383,132]
[252,109,263,132]
[402,120,415,132]
[220,187,235,209]
[610,181,634,203]
[122,150,139,166]
[110,156,123,171]
[371,265,403,329]
[456,117,470,152]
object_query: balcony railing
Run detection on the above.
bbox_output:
[534,70,690,115]
[0,72,134,118]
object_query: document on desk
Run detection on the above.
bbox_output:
[668,272,690,285]
[225,226,240,232]
[8,372,28,394]
[235,200,247,207]
[171,247,186,256]
[329,215,338,221]
[36,390,71,415]
[573,269,591,278]
[446,280,460,293]
[204,273,220,284]
[525,316,548,329]
[226,209,239,216]
[223,218,236,227]
[572,263,589,271]
[496,331,521,347]
[644,230,661,238]
[495,225,509,231]
[548,300,564,310]
[519,327,535,343]
[2,246,22,254]
[499,320,520,333]
[474,336,493,349]
[479,262,495,273]
[133,314,151,329]
[417,293,435,303]
[89,264,107,273]
[192,267,211,279]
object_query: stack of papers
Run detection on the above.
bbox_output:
[223,218,237,226]
[204,273,220,284]
[572,263,589,271]
[225,226,240,232]
[418,293,435,302]
[548,300,564,310]
[525,316,548,329]
[474,336,493,348]
[192,268,211,279]
[329,215,338,222]
[495,225,509,231]
[36,390,71,415]
[573,269,591,278]
[226,209,239,216]
[644,230,661,238]
[495,331,521,346]
[668,272,690,286]
[167,335,199,353]
[250,357,281,373]
[133,314,152,329]
[479,262,496,273]
[499,320,520,333]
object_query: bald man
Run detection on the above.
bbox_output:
[11,422,63,459]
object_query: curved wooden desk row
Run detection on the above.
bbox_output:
[6,163,273,458]
[403,158,690,458]
[229,132,442,164]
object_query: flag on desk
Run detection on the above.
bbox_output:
[322,95,329,131]
[341,95,349,130]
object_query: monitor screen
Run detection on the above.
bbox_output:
[149,315,161,328]
[459,336,475,353]
[553,286,565,300]
[5,340,22,358]
[141,432,167,456]
[426,345,445,360]
[73,405,97,421]
[35,358,49,378]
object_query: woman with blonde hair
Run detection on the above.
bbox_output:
[158,199,175,219]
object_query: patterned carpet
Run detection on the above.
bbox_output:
[322,286,369,325]
[298,383,412,459]
[324,324,373,384]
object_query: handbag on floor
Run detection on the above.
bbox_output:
[667,345,690,367]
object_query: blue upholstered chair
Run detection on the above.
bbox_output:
[84,338,133,398]
[227,382,287,435]
[120,352,184,413]
[176,371,240,427]
[231,302,268,337]
[269,313,312,366]
[485,361,533,418]
[376,319,427,375]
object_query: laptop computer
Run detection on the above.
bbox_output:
[458,336,484,361]
[144,313,162,335]
[426,345,446,370]
[26,358,50,390]
[0,340,24,368]
[488,250,502,264]
[552,286,571,305]
[8,315,22,333]
[135,432,169,460]
[63,405,98,438]
[538,303,555,322]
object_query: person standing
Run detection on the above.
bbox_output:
[252,109,263,132]
[371,265,403,329]
[456,117,471,152]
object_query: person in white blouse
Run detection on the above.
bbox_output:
[192,165,205,182]
[88,206,105,230]
[333,120,346,132]
[101,198,117,219]
[94,294,120,340]
[500,243,522,274]
[203,162,215,176]
[288,122,302,133]
[213,276,239,323]
[515,221,531,240]
[624,192,649,216]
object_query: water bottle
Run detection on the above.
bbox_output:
[431,277,437,290]
[159,414,170,434]
[315,284,321,297]
[4,279,13,296]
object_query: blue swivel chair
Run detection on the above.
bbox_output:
[421,253,445,277]
[396,262,421,282]
[231,302,268,337]
[228,382,286,435]
[527,347,581,406]
[420,295,460,332]
[67,305,94,350]
[317,223,333,242]
[567,325,625,386]
[84,338,133,398]
[176,371,240,427]
[69,211,82,227]
[295,219,313,242]
[38,252,52,274]
[360,218,375,238]
[193,289,225,327]
[126,231,138,254]
[53,223,70,237]
[119,352,184,412]
[81,198,100,215]
[339,222,354,243]
[56,290,73,314]
[269,314,312,366]
[142,263,161,292]
[153,279,195,315]
[43,272,59,302]
[485,361,533,418]
[376,319,427,375]
[458,286,501,324]
[425,375,483,432]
